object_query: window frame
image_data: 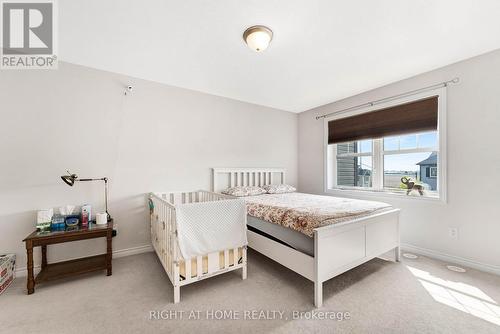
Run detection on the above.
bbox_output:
[429,166,438,178]
[324,87,447,202]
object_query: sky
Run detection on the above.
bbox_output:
[356,132,437,172]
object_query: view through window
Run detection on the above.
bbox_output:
[333,131,439,198]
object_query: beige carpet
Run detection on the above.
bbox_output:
[1,249,499,334]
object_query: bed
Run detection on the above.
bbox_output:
[212,168,400,307]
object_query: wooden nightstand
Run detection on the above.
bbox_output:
[23,221,113,294]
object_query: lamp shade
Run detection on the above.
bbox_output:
[61,173,77,186]
[243,25,273,52]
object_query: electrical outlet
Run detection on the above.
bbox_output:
[448,227,459,240]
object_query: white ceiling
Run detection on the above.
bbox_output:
[59,0,500,113]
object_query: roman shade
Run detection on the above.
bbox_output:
[328,96,438,144]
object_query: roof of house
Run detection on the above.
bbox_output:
[417,152,437,166]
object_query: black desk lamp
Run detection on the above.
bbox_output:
[61,171,112,222]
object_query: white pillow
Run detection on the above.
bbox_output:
[263,184,296,194]
[221,186,266,197]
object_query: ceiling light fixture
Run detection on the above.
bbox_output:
[243,25,273,52]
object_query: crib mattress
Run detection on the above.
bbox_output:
[179,248,243,280]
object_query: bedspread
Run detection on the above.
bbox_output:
[244,192,392,237]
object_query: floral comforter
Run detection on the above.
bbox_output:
[244,192,392,237]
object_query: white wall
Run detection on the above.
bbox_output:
[298,49,500,272]
[3,50,499,276]
[0,62,298,270]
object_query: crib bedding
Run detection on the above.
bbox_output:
[244,192,392,237]
[175,199,247,259]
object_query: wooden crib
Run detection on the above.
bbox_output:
[149,190,247,303]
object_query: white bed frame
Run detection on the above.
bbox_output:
[150,190,247,303]
[212,168,400,307]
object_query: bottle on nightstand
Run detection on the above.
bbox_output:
[81,204,91,227]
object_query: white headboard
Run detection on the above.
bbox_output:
[211,168,286,193]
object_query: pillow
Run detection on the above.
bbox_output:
[263,184,297,194]
[221,186,266,197]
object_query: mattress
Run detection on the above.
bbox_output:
[247,215,314,256]
[179,248,243,280]
[244,192,393,237]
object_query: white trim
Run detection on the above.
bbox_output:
[437,87,447,202]
[15,244,153,277]
[325,188,442,202]
[324,86,447,203]
[113,244,153,258]
[373,139,383,189]
[401,243,500,276]
[429,166,438,178]
[383,146,437,155]
[336,152,373,158]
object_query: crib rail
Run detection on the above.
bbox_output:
[153,190,234,205]
[150,193,176,283]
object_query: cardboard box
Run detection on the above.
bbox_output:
[0,254,16,295]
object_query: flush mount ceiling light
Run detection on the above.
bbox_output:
[243,25,273,52]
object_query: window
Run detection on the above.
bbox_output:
[336,140,373,188]
[430,167,438,178]
[326,89,446,200]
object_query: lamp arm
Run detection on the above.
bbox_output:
[76,177,107,182]
[75,177,111,221]
[104,178,109,220]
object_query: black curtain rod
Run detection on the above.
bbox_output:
[315,78,459,120]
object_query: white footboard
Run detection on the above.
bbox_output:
[150,191,247,303]
[313,209,400,307]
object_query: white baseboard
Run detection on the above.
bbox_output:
[113,244,153,258]
[15,244,153,277]
[401,243,500,276]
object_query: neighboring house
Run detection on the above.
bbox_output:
[417,152,438,190]
[337,142,357,187]
[336,142,372,187]
[337,156,357,187]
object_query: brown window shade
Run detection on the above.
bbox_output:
[328,96,438,144]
